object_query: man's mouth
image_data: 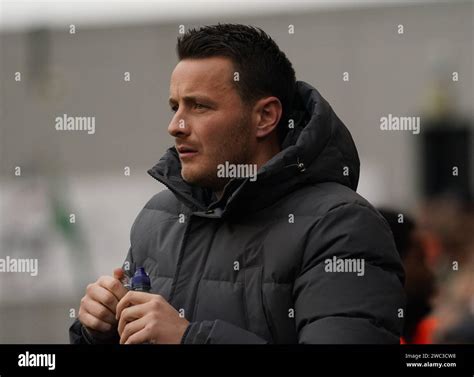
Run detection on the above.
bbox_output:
[176,145,198,159]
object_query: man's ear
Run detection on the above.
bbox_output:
[254,96,282,139]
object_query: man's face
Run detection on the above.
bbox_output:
[168,57,253,190]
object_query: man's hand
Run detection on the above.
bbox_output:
[116,291,190,344]
[78,268,129,338]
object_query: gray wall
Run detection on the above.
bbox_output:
[0,1,472,342]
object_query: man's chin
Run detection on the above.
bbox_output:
[181,168,207,186]
[181,167,222,190]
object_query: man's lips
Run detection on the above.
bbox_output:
[176,145,198,158]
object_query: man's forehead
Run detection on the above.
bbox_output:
[169,57,235,98]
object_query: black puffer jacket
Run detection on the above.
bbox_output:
[70,81,405,344]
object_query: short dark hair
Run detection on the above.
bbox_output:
[176,23,296,144]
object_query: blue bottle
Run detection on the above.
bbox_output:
[131,267,151,292]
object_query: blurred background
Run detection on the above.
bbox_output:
[0,0,472,343]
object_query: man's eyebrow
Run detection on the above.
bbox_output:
[168,98,177,106]
[168,95,216,106]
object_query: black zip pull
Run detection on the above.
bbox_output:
[283,156,306,173]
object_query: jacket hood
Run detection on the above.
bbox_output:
[148,81,360,216]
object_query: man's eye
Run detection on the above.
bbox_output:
[171,106,178,113]
[194,103,207,110]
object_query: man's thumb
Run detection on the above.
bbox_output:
[113,268,124,280]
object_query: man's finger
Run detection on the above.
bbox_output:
[83,299,117,326]
[117,303,148,335]
[80,311,113,333]
[120,317,147,344]
[97,275,128,302]
[88,285,119,314]
[116,291,151,320]
[124,326,150,345]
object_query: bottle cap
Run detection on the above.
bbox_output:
[131,267,151,292]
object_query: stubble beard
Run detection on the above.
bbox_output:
[181,112,252,192]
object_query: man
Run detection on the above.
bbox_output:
[70,24,405,344]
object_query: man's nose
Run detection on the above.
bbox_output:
[168,113,191,137]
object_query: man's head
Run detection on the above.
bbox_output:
[168,24,296,193]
